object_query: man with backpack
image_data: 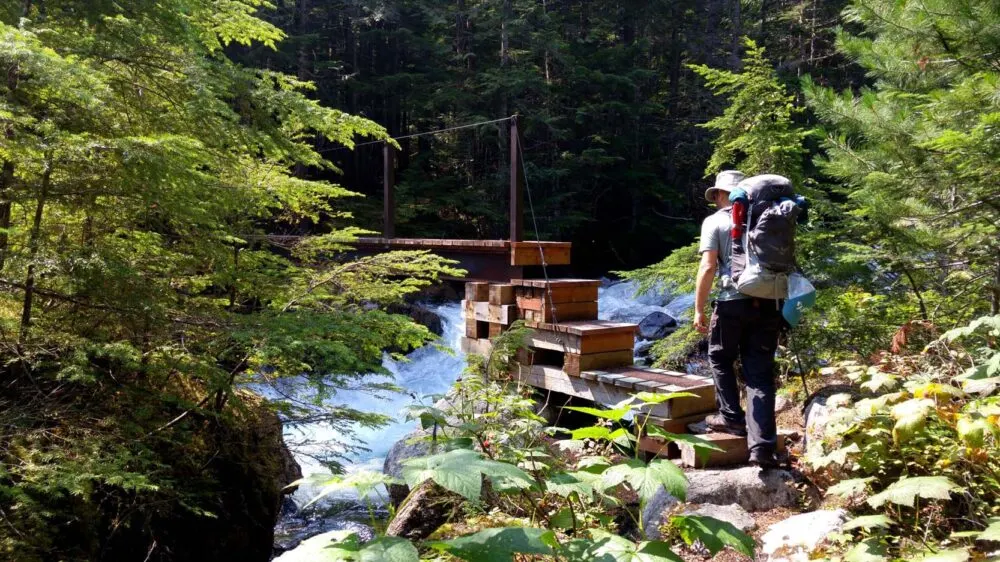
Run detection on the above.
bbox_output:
[692,170,784,468]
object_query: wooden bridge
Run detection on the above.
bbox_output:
[353,116,569,281]
[364,116,785,466]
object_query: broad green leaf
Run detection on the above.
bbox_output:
[977,519,1000,541]
[280,532,419,562]
[913,548,970,562]
[842,514,895,531]
[601,459,687,503]
[861,371,899,393]
[564,405,633,422]
[670,515,755,557]
[826,477,874,498]
[299,471,399,509]
[610,427,635,446]
[582,530,682,562]
[571,426,613,440]
[550,507,576,529]
[430,528,554,562]
[633,391,699,405]
[891,399,935,444]
[844,538,887,562]
[957,416,995,448]
[545,471,597,498]
[577,455,612,472]
[401,449,533,501]
[349,537,420,562]
[811,443,861,469]
[646,427,724,464]
[867,476,959,508]
[402,405,449,430]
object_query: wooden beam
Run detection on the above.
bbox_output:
[509,115,524,242]
[383,143,395,239]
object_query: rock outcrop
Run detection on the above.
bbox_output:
[804,387,855,457]
[385,481,461,541]
[761,509,849,561]
[383,428,434,507]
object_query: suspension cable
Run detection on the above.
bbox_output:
[516,121,558,326]
[319,116,513,154]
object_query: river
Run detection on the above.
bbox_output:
[272,279,693,552]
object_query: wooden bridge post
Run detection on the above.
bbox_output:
[509,115,524,242]
[383,142,395,239]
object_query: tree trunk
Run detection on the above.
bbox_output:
[0,160,13,271]
[295,0,311,81]
[19,156,51,345]
[501,0,511,68]
[731,0,742,68]
[993,253,1000,316]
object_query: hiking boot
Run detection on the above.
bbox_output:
[703,413,747,437]
[749,449,779,469]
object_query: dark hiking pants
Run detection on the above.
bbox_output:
[708,298,782,455]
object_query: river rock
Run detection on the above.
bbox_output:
[383,428,434,507]
[761,509,848,561]
[388,303,444,336]
[638,311,679,340]
[273,517,375,554]
[385,480,461,541]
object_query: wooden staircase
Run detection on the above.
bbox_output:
[459,274,781,468]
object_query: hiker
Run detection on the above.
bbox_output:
[692,170,782,468]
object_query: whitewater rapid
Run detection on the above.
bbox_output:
[279,280,691,507]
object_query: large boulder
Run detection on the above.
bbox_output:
[644,501,755,541]
[686,467,802,511]
[385,481,461,541]
[638,311,679,340]
[642,467,802,540]
[761,509,849,561]
[644,466,801,533]
[383,429,434,507]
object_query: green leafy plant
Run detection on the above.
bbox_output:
[806,315,1000,560]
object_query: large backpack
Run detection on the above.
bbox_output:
[729,174,804,299]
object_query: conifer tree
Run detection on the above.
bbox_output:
[804,0,1000,319]
[0,1,459,556]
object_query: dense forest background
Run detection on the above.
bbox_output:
[3,0,1000,560]
[233,0,858,274]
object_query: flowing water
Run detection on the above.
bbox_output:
[271,280,694,553]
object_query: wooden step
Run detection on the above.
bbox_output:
[510,242,572,266]
[581,367,716,418]
[526,321,636,355]
[511,279,602,289]
[677,431,790,468]
[564,350,634,376]
[465,281,490,302]
[489,283,515,305]
[463,300,516,325]
[526,321,637,336]
[514,365,716,420]
[518,301,598,323]
[460,336,493,356]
